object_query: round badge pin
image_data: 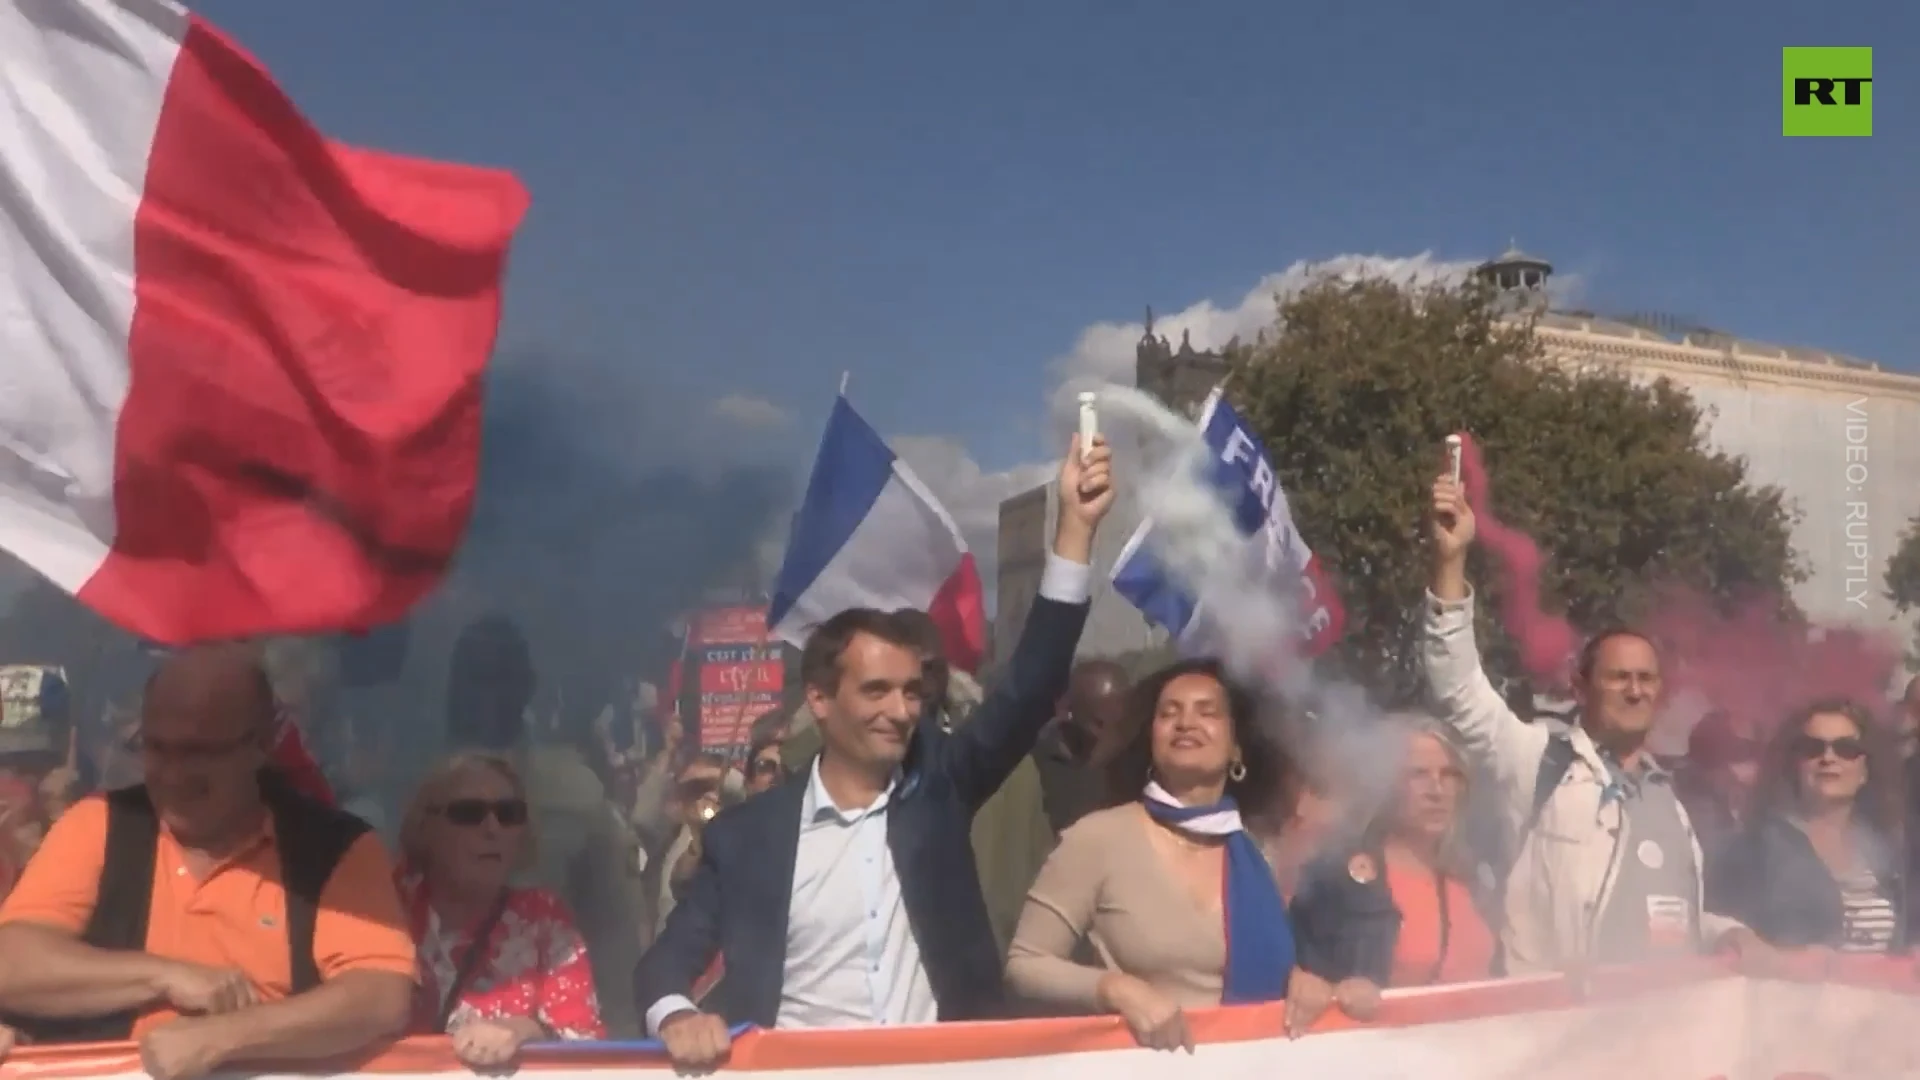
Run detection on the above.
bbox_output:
[1348,853,1377,884]
[1637,840,1664,870]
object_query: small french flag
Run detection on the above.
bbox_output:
[768,397,986,671]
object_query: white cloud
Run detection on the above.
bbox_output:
[882,250,1585,601]
[710,394,790,429]
[1045,252,1483,416]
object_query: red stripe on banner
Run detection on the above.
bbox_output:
[75,15,528,643]
[927,553,985,672]
[2,955,1918,1075]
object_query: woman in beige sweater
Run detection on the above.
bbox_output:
[1005,658,1297,1050]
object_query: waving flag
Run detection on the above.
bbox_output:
[1112,388,1344,656]
[769,396,986,671]
[0,0,529,644]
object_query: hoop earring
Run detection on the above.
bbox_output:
[1228,759,1247,783]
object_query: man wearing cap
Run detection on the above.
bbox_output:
[0,665,81,898]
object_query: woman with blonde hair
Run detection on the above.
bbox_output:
[397,752,605,1066]
[1286,715,1498,1033]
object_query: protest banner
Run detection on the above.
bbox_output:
[3,958,1910,1079]
[689,606,786,751]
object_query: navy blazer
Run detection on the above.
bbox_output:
[633,593,1089,1029]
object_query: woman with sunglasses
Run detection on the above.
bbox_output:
[1706,699,1908,957]
[397,753,606,1068]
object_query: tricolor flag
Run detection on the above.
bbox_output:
[768,396,986,671]
[1111,388,1344,657]
[0,0,529,644]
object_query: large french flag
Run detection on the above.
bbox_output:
[768,397,986,672]
[0,0,529,644]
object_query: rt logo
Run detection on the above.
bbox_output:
[1783,47,1872,136]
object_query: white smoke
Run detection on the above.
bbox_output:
[1097,388,1384,711]
[1096,384,1407,815]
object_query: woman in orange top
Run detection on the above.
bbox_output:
[1287,717,1497,1029]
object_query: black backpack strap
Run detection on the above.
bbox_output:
[1523,734,1578,841]
[262,772,371,994]
[7,787,161,1044]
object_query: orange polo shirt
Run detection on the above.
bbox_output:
[0,794,417,1036]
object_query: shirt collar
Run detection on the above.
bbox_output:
[802,755,902,824]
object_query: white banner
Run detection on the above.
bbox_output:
[4,960,1917,1079]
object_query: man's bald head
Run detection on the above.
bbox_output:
[1069,659,1128,700]
[141,644,279,846]
[144,643,278,739]
[1062,659,1130,752]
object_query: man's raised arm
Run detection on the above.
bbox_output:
[1424,469,1547,790]
[945,434,1110,808]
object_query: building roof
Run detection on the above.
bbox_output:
[1537,310,1881,373]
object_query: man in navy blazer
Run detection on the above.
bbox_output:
[636,434,1115,1071]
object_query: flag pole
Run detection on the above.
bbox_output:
[839,371,850,396]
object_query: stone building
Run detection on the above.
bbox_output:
[994,248,1920,666]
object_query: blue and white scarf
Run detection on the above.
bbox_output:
[1142,781,1295,1004]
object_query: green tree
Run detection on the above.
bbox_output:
[1883,514,1920,666]
[1224,275,1805,700]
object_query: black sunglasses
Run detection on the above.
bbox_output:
[750,757,783,778]
[1793,735,1866,762]
[442,798,529,827]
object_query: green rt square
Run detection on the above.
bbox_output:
[1783,47,1872,136]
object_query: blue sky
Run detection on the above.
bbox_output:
[198,0,1912,527]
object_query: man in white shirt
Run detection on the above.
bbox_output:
[634,435,1114,1071]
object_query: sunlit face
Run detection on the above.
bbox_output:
[423,765,528,897]
[1793,710,1869,809]
[1576,635,1663,742]
[1149,673,1237,793]
[1392,732,1465,844]
[807,632,923,771]
[141,679,271,847]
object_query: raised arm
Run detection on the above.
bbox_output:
[944,435,1109,808]
[1425,472,1548,798]
[945,556,1091,808]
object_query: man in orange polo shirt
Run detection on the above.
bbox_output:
[0,645,416,1080]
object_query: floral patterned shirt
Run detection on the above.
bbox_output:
[397,871,606,1040]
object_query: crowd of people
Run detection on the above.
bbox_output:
[0,434,1912,1079]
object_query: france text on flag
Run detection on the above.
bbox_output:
[1111,389,1343,656]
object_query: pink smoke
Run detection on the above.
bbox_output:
[1455,432,1900,737]
[1642,588,1899,742]
[1456,432,1578,685]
